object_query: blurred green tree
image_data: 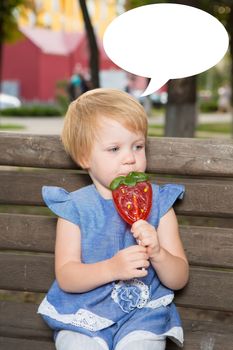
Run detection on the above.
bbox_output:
[79,0,100,88]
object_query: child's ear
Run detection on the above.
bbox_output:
[79,157,89,170]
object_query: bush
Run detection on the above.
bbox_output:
[55,94,69,113]
[55,79,70,113]
[199,99,218,113]
[1,104,64,117]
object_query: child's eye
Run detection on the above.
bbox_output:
[109,146,119,152]
[134,144,144,151]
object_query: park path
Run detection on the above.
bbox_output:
[0,112,232,136]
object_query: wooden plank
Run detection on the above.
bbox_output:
[0,171,233,217]
[180,225,233,268]
[1,213,233,269]
[0,213,56,253]
[174,267,233,311]
[178,306,233,325]
[1,133,233,176]
[146,137,233,176]
[0,170,91,206]
[0,253,54,293]
[0,253,232,311]
[0,338,55,350]
[0,300,52,340]
[178,215,233,229]
[156,177,233,218]
[167,320,233,349]
[0,133,76,169]
[1,301,233,350]
[1,327,233,350]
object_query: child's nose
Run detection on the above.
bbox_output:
[123,150,136,164]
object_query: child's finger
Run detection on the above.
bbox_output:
[134,268,148,277]
[131,219,147,231]
[132,230,140,238]
[141,238,152,247]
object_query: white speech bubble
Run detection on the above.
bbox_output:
[103,4,229,96]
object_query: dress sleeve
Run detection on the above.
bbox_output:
[158,184,185,220]
[42,186,80,226]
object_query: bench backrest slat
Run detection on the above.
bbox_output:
[1,172,233,217]
[1,133,233,176]
[0,253,232,312]
[1,213,233,268]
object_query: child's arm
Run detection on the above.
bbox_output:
[131,208,189,290]
[55,218,149,293]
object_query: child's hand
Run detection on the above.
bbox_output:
[109,245,149,280]
[131,220,161,260]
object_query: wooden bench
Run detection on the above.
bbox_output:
[0,132,233,350]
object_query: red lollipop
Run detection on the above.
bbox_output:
[110,172,152,225]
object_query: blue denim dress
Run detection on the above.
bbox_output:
[38,183,185,349]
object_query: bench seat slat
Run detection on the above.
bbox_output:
[1,301,233,350]
[1,329,233,350]
[0,253,232,311]
[1,213,233,268]
[1,133,233,176]
[1,172,233,217]
[0,301,51,340]
[0,338,55,350]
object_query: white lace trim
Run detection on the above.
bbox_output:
[38,297,114,331]
[111,279,150,312]
[146,293,174,309]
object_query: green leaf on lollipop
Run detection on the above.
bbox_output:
[110,172,149,190]
[128,172,149,182]
[109,176,125,190]
[123,177,136,186]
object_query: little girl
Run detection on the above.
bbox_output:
[38,88,189,350]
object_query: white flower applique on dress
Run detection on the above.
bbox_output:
[111,279,150,313]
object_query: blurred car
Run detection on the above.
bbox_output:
[130,89,168,107]
[198,89,212,101]
[0,93,21,109]
[150,91,168,106]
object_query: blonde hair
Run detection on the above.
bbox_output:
[61,88,148,168]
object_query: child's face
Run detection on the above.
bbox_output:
[84,117,147,199]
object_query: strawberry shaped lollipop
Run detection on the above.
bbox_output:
[110,172,152,225]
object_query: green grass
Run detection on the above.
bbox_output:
[151,107,165,116]
[197,123,232,133]
[148,126,163,137]
[0,124,25,130]
[148,122,232,137]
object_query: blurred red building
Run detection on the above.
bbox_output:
[2,27,119,102]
